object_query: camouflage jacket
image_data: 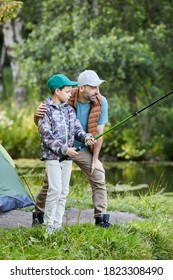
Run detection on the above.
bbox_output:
[38,100,89,160]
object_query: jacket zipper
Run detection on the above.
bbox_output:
[60,107,68,145]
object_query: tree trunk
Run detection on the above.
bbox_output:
[0,41,6,98]
[2,18,27,106]
[92,0,98,16]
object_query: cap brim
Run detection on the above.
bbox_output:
[88,79,106,86]
[98,79,106,86]
[68,81,79,87]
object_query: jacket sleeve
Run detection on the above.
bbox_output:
[38,108,68,156]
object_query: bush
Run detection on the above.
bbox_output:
[0,105,40,159]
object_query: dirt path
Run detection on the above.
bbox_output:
[0,208,141,228]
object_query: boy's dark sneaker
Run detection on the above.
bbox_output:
[95,214,112,228]
[32,211,44,227]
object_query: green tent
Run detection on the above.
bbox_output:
[0,144,34,212]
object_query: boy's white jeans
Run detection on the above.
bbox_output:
[44,160,72,229]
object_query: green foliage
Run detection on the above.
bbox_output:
[17,0,173,96]
[2,0,173,160]
[2,67,13,100]
[0,0,23,23]
[0,104,40,158]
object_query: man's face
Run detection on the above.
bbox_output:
[82,85,100,102]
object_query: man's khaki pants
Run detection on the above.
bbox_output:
[35,150,107,218]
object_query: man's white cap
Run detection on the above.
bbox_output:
[77,70,105,86]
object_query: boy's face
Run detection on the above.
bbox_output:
[56,86,72,102]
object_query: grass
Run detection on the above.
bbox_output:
[0,160,173,260]
[0,223,153,260]
[0,194,172,260]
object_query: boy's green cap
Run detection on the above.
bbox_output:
[47,74,78,91]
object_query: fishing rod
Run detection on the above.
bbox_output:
[60,89,173,162]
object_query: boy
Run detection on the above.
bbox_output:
[38,74,95,233]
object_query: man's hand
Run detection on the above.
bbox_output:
[90,124,105,174]
[35,102,47,118]
[91,159,105,174]
[85,135,96,146]
[34,102,47,125]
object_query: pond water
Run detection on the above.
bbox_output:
[19,160,173,196]
[106,161,173,194]
[71,161,173,195]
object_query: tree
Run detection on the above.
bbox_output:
[0,0,22,22]
[0,0,27,106]
[1,0,173,159]
[0,0,22,97]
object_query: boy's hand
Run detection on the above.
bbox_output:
[66,148,78,157]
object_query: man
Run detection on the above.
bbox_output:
[33,70,112,228]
